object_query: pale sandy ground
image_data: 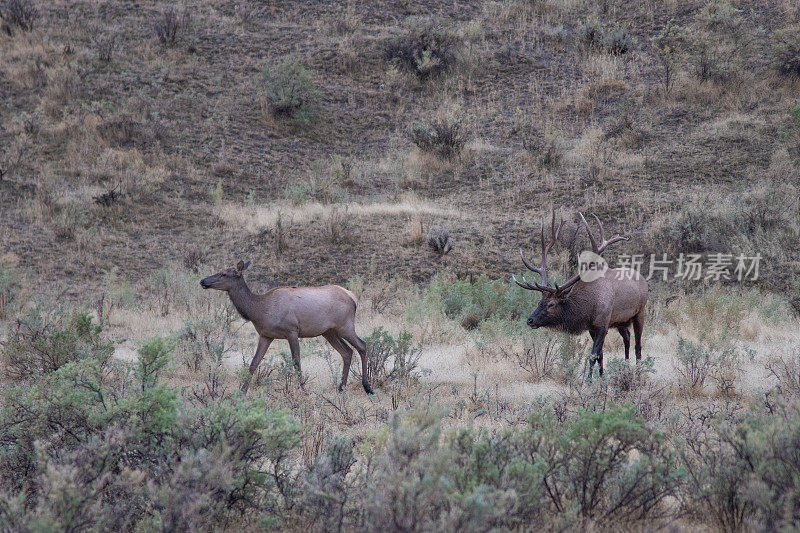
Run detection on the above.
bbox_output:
[107,297,798,402]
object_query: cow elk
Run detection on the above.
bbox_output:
[513,212,648,379]
[200,261,373,394]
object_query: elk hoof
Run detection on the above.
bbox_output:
[338,384,345,393]
[363,382,374,395]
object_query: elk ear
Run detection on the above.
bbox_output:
[242,261,250,271]
[236,260,245,272]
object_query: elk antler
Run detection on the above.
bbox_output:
[514,212,629,294]
[513,211,563,293]
[553,213,630,292]
[578,212,629,255]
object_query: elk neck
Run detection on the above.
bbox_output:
[556,291,589,335]
[227,277,258,322]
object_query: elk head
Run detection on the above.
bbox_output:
[200,260,250,291]
[514,211,627,329]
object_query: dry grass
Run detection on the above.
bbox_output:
[2,1,800,525]
[90,274,800,414]
[214,195,461,234]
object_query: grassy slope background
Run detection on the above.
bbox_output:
[0,0,798,299]
[2,0,800,530]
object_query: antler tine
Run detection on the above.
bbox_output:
[519,248,542,275]
[592,213,605,243]
[557,252,583,292]
[539,216,547,279]
[592,213,629,251]
[540,210,564,286]
[517,249,554,293]
[511,274,535,290]
[550,210,564,247]
[579,212,629,255]
[514,210,564,293]
[512,274,555,293]
[519,248,544,276]
[578,212,597,253]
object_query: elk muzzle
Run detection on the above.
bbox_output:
[200,275,217,289]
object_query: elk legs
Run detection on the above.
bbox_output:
[633,311,644,362]
[287,332,301,372]
[618,326,631,360]
[286,332,307,390]
[324,332,354,392]
[339,329,374,394]
[588,326,607,380]
[242,336,272,393]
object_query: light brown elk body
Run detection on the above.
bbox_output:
[514,212,648,378]
[200,261,373,394]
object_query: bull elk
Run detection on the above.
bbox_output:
[513,212,648,378]
[200,261,373,394]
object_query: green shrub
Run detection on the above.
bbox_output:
[176,309,240,399]
[518,404,682,526]
[385,17,460,79]
[154,6,191,47]
[423,274,529,326]
[690,33,739,82]
[447,427,524,528]
[262,57,321,125]
[137,336,174,391]
[375,403,684,529]
[1,0,38,34]
[0,329,301,530]
[648,182,800,263]
[699,0,742,32]
[689,1,743,83]
[362,406,469,529]
[652,20,687,93]
[0,261,19,319]
[150,266,210,316]
[577,21,634,55]
[790,102,800,124]
[177,309,237,373]
[508,331,584,384]
[604,27,635,55]
[605,355,655,393]
[301,437,355,531]
[577,19,604,49]
[737,408,800,529]
[284,181,311,204]
[771,29,800,77]
[357,327,421,387]
[676,407,800,531]
[1,309,114,382]
[765,347,800,395]
[514,332,559,381]
[409,112,468,160]
[675,337,747,395]
[292,156,350,205]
